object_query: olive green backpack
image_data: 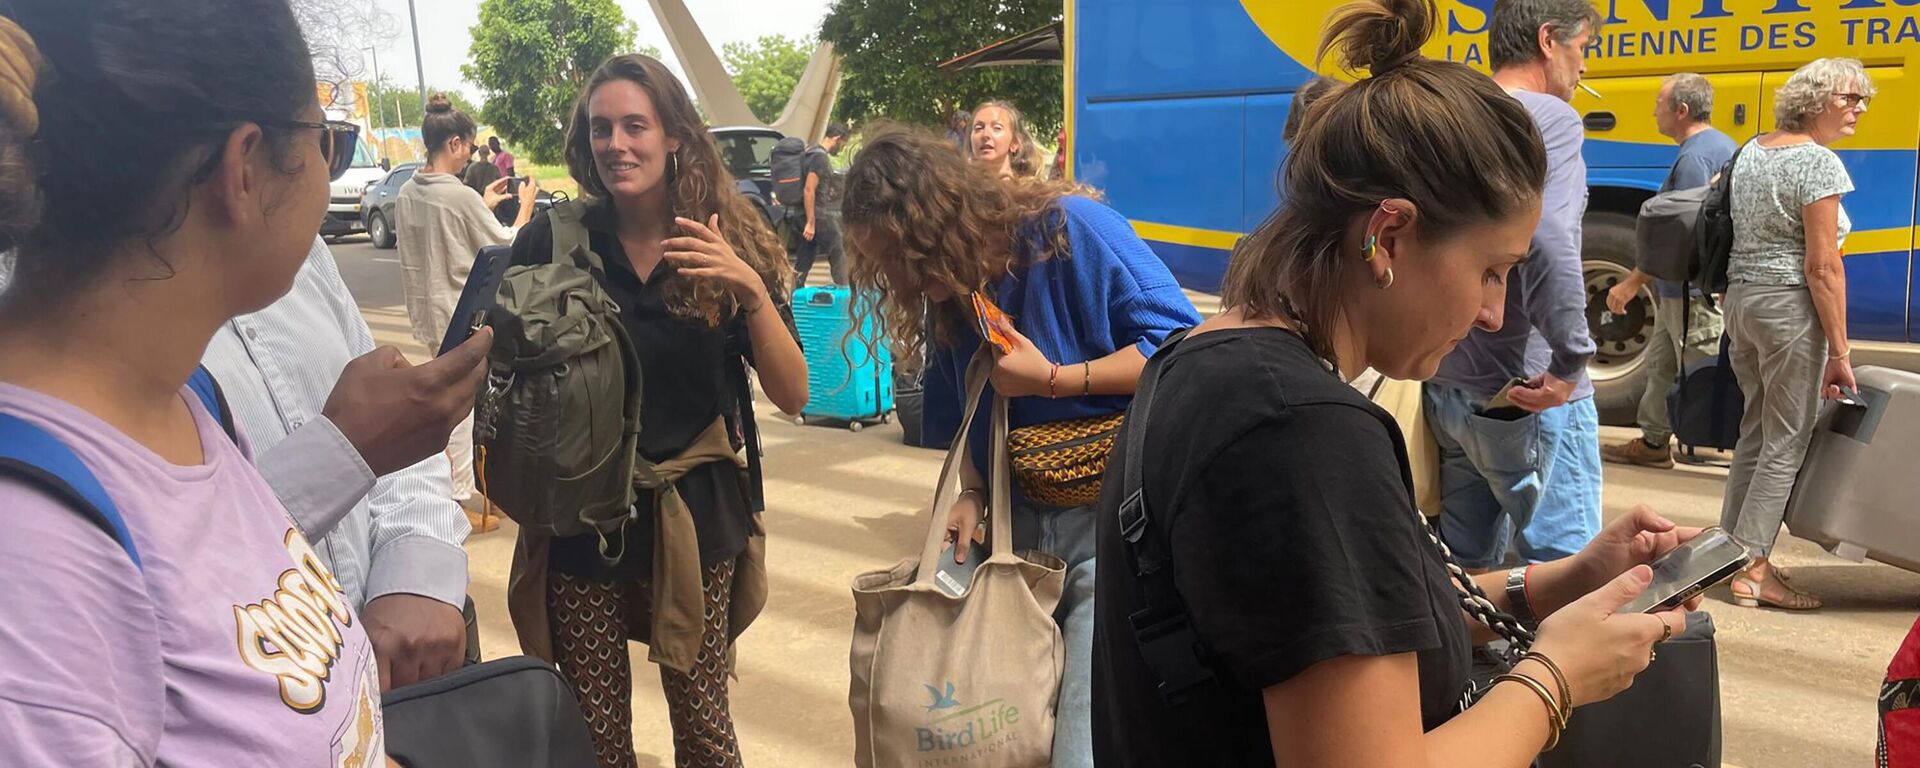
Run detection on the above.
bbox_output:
[474,199,643,560]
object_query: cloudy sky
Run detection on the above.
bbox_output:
[364,0,834,101]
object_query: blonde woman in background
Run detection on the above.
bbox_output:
[970,100,1041,179]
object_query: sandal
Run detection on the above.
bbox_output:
[1730,575,1821,610]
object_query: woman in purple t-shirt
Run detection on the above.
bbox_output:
[0,3,404,766]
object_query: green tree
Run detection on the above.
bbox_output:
[724,35,812,124]
[819,0,1061,136]
[365,78,480,129]
[463,0,640,164]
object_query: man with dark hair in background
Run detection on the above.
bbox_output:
[1424,0,1607,573]
[1602,73,1737,468]
[464,144,502,196]
[793,122,852,286]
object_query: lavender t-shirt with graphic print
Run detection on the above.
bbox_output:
[0,382,385,767]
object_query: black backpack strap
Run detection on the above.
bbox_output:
[0,413,143,568]
[733,347,767,513]
[1114,328,1217,706]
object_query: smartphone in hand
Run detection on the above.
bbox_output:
[506,176,522,196]
[933,535,988,597]
[1621,526,1753,614]
[1482,377,1531,421]
[971,292,1016,355]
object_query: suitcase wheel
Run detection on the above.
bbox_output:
[849,421,864,433]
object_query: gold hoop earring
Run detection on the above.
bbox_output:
[1377,267,1395,290]
[1361,234,1378,262]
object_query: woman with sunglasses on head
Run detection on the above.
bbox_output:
[394,93,539,530]
[841,125,1201,768]
[0,1,418,764]
[1091,2,1702,766]
[500,54,805,768]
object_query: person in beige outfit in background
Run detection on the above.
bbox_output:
[395,93,539,530]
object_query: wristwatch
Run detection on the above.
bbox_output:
[1506,567,1540,630]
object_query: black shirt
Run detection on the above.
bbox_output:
[507,203,785,581]
[1091,328,1470,766]
[804,147,840,215]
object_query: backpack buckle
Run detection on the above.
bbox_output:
[483,371,514,402]
[1128,607,1216,706]
[1117,490,1149,544]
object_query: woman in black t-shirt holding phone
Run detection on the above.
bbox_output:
[1090,1,1703,765]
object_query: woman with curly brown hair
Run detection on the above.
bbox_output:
[501,53,806,768]
[842,126,1200,768]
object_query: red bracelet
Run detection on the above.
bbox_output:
[1524,563,1539,610]
[1049,363,1060,399]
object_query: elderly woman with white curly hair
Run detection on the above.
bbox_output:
[1719,57,1874,611]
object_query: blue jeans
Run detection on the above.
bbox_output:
[1013,501,1095,768]
[1424,385,1603,569]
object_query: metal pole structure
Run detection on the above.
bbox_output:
[364,47,385,162]
[406,0,428,110]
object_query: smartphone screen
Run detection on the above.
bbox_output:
[1622,527,1752,614]
[506,176,522,195]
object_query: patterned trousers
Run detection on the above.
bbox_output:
[548,561,742,768]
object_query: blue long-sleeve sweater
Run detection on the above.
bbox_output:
[921,196,1202,484]
[1432,90,1597,401]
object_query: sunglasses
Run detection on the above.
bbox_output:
[1836,92,1872,109]
[259,119,362,181]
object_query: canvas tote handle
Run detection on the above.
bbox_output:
[912,348,1015,585]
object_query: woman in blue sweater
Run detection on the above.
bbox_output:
[841,126,1200,767]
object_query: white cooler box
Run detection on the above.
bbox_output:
[1783,366,1920,573]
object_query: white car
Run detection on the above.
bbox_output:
[322,139,389,240]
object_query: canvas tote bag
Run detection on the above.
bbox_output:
[849,350,1067,768]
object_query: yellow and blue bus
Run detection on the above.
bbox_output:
[1066,0,1920,422]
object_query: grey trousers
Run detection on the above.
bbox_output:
[1638,294,1725,445]
[1720,283,1827,557]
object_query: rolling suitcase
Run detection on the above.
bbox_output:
[1783,366,1920,572]
[792,286,894,431]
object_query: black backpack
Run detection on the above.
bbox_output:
[770,137,808,206]
[1690,142,1748,304]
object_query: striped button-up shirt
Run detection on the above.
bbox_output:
[201,237,469,610]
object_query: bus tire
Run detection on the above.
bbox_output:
[1582,211,1653,427]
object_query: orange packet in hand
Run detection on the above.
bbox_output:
[971,292,1016,355]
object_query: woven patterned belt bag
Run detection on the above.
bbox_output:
[1006,412,1125,508]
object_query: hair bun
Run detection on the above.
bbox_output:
[425,93,454,114]
[1319,0,1436,76]
[0,17,44,135]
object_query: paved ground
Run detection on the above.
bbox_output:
[332,235,1915,768]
